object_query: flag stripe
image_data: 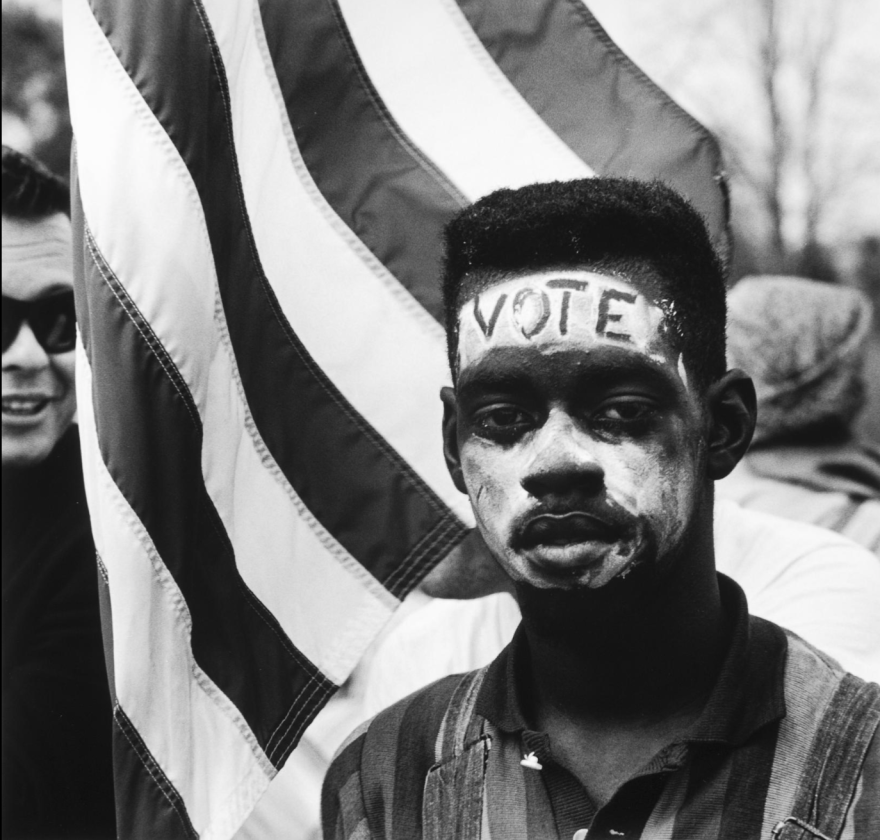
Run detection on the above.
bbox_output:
[73,229,324,767]
[453,0,728,242]
[200,0,474,530]
[75,346,278,834]
[87,0,469,587]
[63,1,738,835]
[256,0,466,326]
[338,0,593,201]
[112,706,199,840]
[68,0,403,691]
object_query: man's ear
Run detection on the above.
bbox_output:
[441,386,467,494]
[705,369,757,480]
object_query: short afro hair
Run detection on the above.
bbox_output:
[2,145,70,220]
[442,178,727,389]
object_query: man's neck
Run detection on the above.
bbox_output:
[514,509,727,803]
[516,511,726,727]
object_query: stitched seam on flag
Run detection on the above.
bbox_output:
[85,225,330,680]
[384,516,452,593]
[251,0,451,343]
[272,677,337,766]
[268,679,332,766]
[84,228,200,432]
[264,676,320,759]
[385,518,461,596]
[249,0,450,346]
[114,704,199,839]
[437,0,591,169]
[84,3,397,608]
[384,515,466,595]
[83,222,317,763]
[561,0,722,155]
[193,0,455,523]
[394,518,469,594]
[96,550,110,585]
[324,0,469,209]
[208,285,397,607]
[251,0,452,354]
[266,672,334,764]
[91,427,276,780]
[250,0,450,346]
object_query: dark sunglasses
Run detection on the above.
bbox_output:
[2,292,77,354]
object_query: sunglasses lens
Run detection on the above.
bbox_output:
[2,299,24,354]
[1,293,76,354]
[32,293,77,353]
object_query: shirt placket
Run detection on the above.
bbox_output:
[523,732,689,840]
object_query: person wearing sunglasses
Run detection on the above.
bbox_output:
[2,146,115,839]
[2,170,77,468]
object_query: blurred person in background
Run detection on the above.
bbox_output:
[717,275,880,554]
[2,146,115,839]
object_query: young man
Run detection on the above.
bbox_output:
[2,146,115,838]
[322,179,879,839]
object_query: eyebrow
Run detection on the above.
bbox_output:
[457,368,536,401]
[456,346,684,400]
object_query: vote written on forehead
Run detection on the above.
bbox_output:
[457,274,669,370]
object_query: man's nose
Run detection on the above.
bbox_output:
[520,410,604,497]
[2,322,51,371]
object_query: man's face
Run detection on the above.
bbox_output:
[446,269,707,591]
[2,213,76,468]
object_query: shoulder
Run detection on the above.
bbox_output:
[847,726,880,837]
[717,500,880,682]
[769,628,880,837]
[321,671,471,840]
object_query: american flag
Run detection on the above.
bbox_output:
[63,0,727,836]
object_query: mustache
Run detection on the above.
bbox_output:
[512,497,637,549]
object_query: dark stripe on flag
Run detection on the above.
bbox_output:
[455,0,729,247]
[70,144,91,356]
[95,552,117,709]
[76,218,335,755]
[259,0,466,325]
[88,0,468,593]
[112,705,198,840]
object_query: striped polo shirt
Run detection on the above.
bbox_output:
[322,576,880,839]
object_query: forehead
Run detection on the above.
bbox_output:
[2,213,73,300]
[456,269,675,375]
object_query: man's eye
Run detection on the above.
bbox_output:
[474,406,533,437]
[593,400,657,428]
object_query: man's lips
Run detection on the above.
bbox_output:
[2,394,56,418]
[520,512,620,548]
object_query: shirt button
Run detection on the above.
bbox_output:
[572,831,588,840]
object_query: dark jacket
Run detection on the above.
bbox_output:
[2,426,116,839]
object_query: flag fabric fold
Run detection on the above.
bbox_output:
[63,0,728,836]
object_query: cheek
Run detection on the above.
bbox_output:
[50,352,77,419]
[459,443,525,532]
[51,351,76,389]
[602,430,700,537]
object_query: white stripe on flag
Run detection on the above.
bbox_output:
[200,0,474,524]
[75,341,275,839]
[337,0,594,200]
[64,0,398,686]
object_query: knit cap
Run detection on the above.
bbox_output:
[726,276,873,444]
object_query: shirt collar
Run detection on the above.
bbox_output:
[475,573,787,747]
